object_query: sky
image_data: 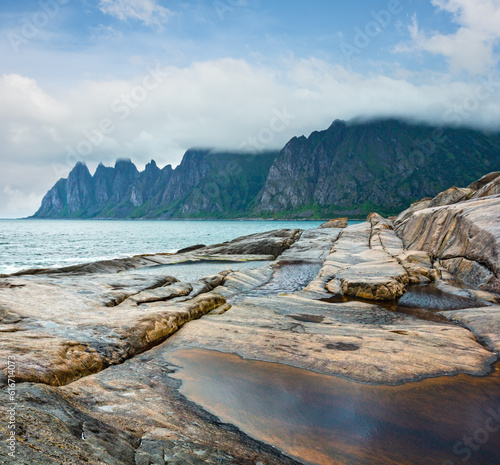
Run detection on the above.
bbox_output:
[1,0,500,218]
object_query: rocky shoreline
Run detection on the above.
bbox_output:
[1,173,500,464]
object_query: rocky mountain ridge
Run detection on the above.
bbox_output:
[32,118,500,219]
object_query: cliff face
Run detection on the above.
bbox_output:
[32,119,500,219]
[257,119,500,217]
[33,151,277,219]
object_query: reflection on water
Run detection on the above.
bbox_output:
[168,348,500,465]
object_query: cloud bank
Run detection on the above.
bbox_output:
[2,55,500,217]
[400,0,500,74]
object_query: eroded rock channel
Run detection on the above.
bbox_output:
[1,173,500,464]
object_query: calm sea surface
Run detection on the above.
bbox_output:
[0,219,325,274]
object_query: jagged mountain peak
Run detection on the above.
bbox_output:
[69,161,91,174]
[32,119,500,220]
[114,158,137,170]
[145,160,160,172]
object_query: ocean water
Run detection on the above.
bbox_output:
[0,219,325,275]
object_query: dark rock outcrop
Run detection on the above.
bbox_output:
[203,229,303,258]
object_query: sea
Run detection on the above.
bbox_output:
[0,219,326,275]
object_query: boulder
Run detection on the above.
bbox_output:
[202,229,302,258]
[427,187,474,208]
[318,218,348,229]
[338,261,409,300]
[467,171,500,190]
[470,173,500,199]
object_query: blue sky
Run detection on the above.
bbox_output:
[0,0,459,86]
[1,0,500,217]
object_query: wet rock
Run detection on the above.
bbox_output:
[2,207,499,465]
[326,342,360,351]
[2,370,300,465]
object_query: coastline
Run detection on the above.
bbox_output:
[1,173,499,464]
[15,216,368,221]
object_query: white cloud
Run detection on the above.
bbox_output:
[398,0,500,74]
[1,57,500,217]
[98,0,174,28]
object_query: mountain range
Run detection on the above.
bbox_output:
[32,118,500,220]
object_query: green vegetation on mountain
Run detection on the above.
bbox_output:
[33,119,500,219]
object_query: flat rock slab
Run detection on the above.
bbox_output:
[278,228,342,262]
[0,287,226,386]
[164,293,494,384]
[322,222,409,300]
[440,306,500,352]
[0,228,307,387]
[0,237,282,386]
[0,252,252,386]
